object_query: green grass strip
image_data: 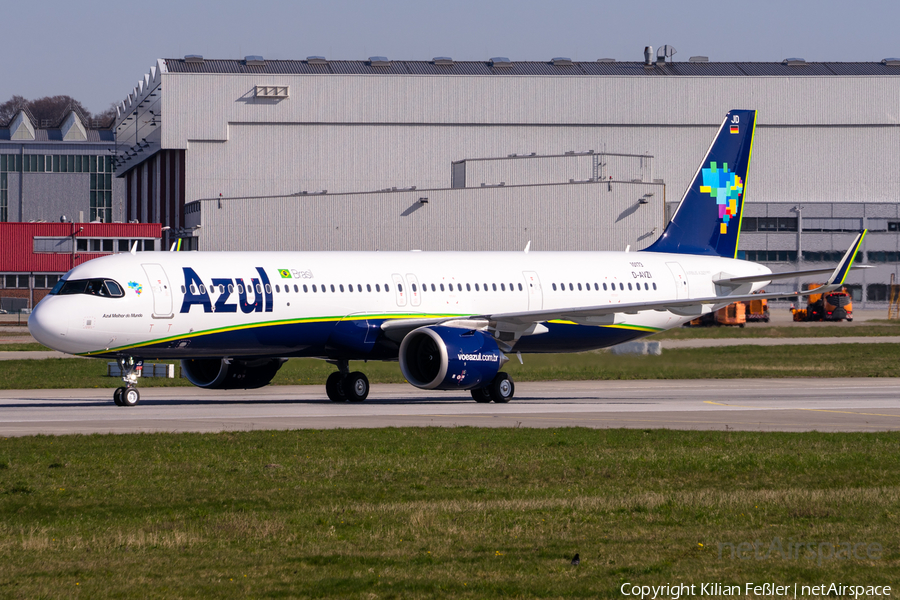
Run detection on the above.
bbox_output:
[0,428,898,598]
[0,343,898,390]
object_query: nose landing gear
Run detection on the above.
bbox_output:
[113,357,143,407]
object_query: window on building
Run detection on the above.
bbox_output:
[0,172,7,222]
[867,284,889,302]
[90,172,113,223]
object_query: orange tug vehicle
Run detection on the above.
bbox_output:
[687,291,769,327]
[791,284,853,322]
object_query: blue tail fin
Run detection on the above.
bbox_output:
[644,109,757,258]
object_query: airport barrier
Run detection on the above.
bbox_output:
[609,341,662,356]
[107,362,175,378]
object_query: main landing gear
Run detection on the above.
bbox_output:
[470,372,515,403]
[325,360,370,402]
[113,357,143,407]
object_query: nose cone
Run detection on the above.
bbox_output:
[28,298,73,353]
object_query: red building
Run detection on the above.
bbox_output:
[0,222,161,311]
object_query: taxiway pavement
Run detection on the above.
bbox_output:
[0,378,897,436]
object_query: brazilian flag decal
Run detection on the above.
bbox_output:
[279,269,292,279]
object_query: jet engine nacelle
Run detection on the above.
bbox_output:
[181,357,286,389]
[399,326,507,390]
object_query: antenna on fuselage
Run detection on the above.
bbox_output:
[130,241,138,255]
[524,241,531,254]
[170,242,177,252]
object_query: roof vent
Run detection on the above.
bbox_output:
[551,57,573,66]
[782,57,807,66]
[688,56,709,62]
[882,58,900,66]
[596,58,616,63]
[656,45,676,64]
[245,55,265,66]
[307,56,328,65]
[368,56,391,66]
[432,57,454,65]
[489,57,512,67]
[184,55,204,63]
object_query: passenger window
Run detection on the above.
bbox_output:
[398,284,403,292]
[385,284,390,292]
[375,284,380,292]
[594,283,599,290]
[552,283,557,291]
[367,284,372,292]
[348,284,353,292]
[644,283,649,290]
[492,283,497,291]
[294,284,299,292]
[653,283,657,290]
[577,283,582,291]
[357,284,362,292]
[620,283,624,290]
[256,284,263,294]
[275,285,280,293]
[412,283,417,292]
[475,283,480,291]
[602,283,607,291]
[569,283,573,291]
[431,284,436,292]
[466,283,471,291]
[219,285,225,293]
[330,285,335,292]
[311,284,317,292]
[440,284,445,291]
[265,284,271,294]
[181,285,186,293]
[628,283,632,291]
[501,283,506,291]
[303,285,308,293]
[339,284,344,292]
[518,283,523,291]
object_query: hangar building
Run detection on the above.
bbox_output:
[112,53,900,305]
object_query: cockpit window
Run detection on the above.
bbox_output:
[52,278,125,298]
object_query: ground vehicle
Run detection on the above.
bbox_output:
[687,302,746,327]
[791,284,853,321]
[746,292,770,322]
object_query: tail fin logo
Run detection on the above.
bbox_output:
[699,162,743,235]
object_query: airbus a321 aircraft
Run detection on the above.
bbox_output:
[29,110,865,406]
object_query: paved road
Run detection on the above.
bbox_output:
[1,379,897,436]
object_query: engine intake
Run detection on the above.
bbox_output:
[181,358,286,389]
[399,326,506,390]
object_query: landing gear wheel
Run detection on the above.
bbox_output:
[345,372,369,402]
[113,387,125,406]
[326,372,347,402]
[121,387,140,407]
[489,372,515,403]
[471,387,492,403]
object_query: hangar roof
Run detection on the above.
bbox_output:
[162,58,900,77]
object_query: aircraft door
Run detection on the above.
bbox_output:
[405,273,421,307]
[665,262,690,299]
[391,273,407,308]
[522,271,543,311]
[141,263,174,318]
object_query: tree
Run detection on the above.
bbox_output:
[0,95,29,124]
[1,95,98,127]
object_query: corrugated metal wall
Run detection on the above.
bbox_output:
[195,180,665,252]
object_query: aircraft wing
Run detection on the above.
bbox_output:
[380,231,865,337]
[485,230,865,326]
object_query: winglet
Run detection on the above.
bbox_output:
[826,230,866,287]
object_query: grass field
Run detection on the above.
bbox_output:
[1,343,899,390]
[0,428,897,598]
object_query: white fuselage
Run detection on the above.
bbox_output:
[29,249,770,359]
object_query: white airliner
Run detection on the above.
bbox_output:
[28,110,865,406]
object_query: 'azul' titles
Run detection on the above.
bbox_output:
[180,267,273,314]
